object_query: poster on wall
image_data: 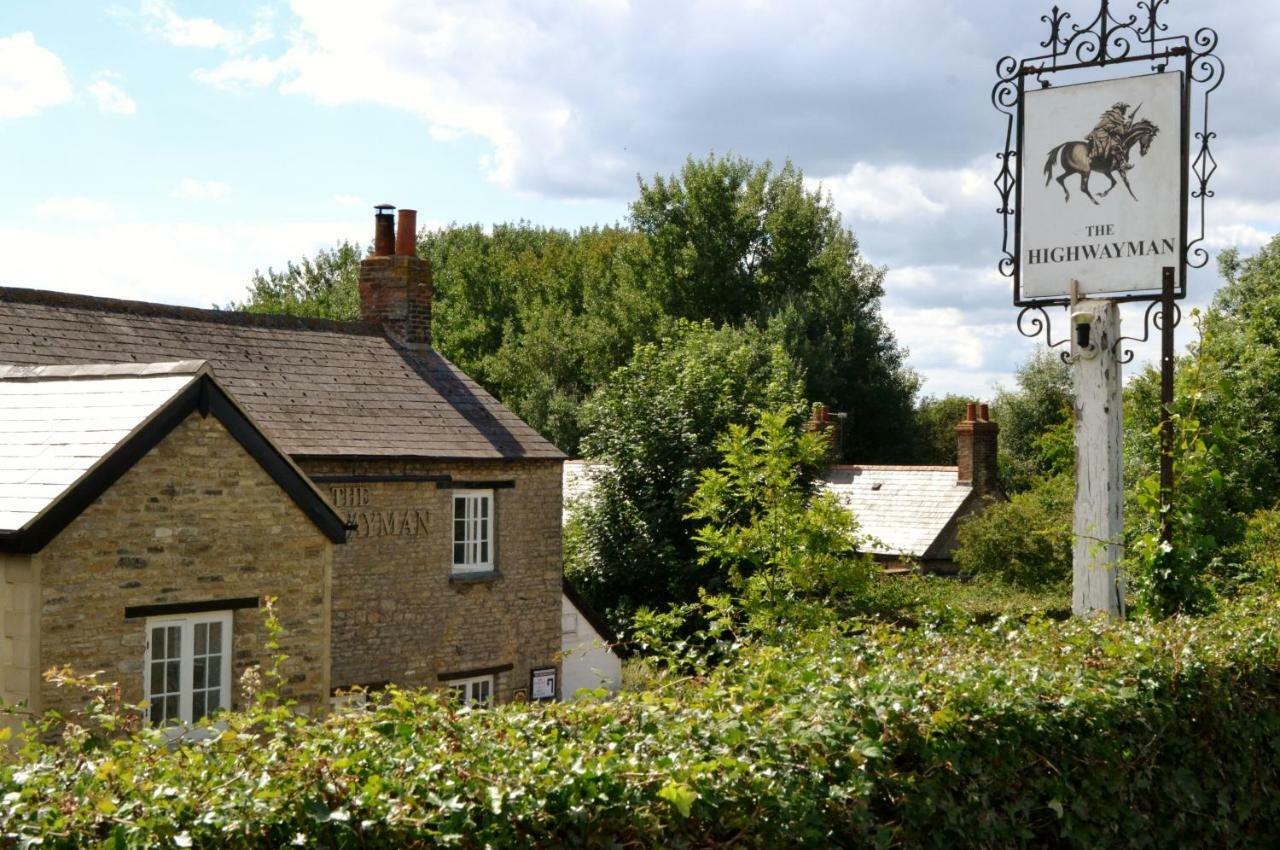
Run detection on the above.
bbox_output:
[1018,70,1185,301]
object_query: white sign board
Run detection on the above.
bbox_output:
[530,667,556,701]
[1019,71,1183,300]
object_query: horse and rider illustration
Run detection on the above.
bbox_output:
[1043,102,1160,204]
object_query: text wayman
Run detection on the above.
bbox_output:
[1026,236,1177,265]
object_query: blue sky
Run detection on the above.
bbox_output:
[2,0,1277,399]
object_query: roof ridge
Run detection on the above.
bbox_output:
[0,286,383,336]
[0,360,208,381]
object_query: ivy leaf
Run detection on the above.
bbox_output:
[1048,799,1064,819]
[657,781,698,818]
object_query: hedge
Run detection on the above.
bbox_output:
[3,594,1279,848]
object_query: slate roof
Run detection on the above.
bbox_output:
[0,287,564,461]
[0,359,348,549]
[820,465,978,559]
[0,361,205,532]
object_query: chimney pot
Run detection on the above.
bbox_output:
[966,401,977,422]
[395,209,418,257]
[979,403,990,421]
[373,204,396,256]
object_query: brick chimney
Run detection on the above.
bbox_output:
[956,401,999,494]
[359,205,432,353]
[806,403,846,464]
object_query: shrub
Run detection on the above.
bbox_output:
[953,473,1073,588]
[4,595,1280,847]
[688,408,876,630]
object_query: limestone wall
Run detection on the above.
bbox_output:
[36,412,333,718]
[300,458,563,703]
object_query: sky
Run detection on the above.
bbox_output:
[1,0,1277,399]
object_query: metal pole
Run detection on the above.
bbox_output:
[1159,266,1176,551]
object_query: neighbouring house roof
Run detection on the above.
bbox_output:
[820,465,980,559]
[0,360,347,552]
[0,287,564,461]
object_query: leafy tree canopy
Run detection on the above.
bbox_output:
[221,241,363,321]
[992,349,1074,492]
[565,321,806,630]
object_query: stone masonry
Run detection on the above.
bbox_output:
[32,412,332,718]
[300,457,563,702]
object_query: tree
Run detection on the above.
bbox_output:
[221,242,363,320]
[424,224,668,454]
[566,322,806,631]
[1123,234,1280,607]
[688,409,875,629]
[912,395,973,465]
[991,349,1074,492]
[632,154,919,461]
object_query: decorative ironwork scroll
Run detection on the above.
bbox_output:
[1110,296,1181,364]
[1016,305,1073,363]
[994,0,1221,308]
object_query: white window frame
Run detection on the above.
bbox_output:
[143,611,233,727]
[445,674,494,708]
[452,489,494,573]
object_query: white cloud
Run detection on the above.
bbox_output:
[87,72,138,115]
[173,178,231,200]
[130,0,272,52]
[193,55,283,88]
[0,32,73,119]
[34,197,118,224]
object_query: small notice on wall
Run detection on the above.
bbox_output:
[530,667,556,701]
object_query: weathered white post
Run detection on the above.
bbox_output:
[1070,297,1125,617]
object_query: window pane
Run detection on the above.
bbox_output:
[207,688,221,715]
[454,541,465,564]
[193,656,206,689]
[480,497,488,521]
[194,623,207,656]
[480,541,488,563]
[454,498,465,521]
[193,691,206,722]
[150,661,164,694]
[207,656,221,688]
[209,622,222,650]
[151,627,166,659]
[165,695,178,723]
[167,626,180,659]
[166,659,180,692]
[150,696,164,724]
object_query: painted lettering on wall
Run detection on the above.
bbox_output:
[330,487,430,539]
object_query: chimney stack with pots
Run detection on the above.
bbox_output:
[359,204,432,352]
[956,401,999,494]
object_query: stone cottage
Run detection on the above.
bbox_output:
[0,361,346,726]
[0,206,567,717]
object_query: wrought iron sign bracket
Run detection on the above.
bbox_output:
[993,0,1222,311]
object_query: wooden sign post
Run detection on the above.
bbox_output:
[1070,296,1125,617]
